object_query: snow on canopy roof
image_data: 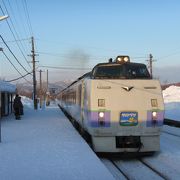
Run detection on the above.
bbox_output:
[0,80,16,93]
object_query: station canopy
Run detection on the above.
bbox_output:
[0,80,16,93]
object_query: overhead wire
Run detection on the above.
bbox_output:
[1,0,37,85]
[0,38,30,43]
[0,35,32,75]
[15,0,32,50]
[7,0,31,56]
[22,0,33,36]
[0,1,32,70]
[2,51,32,83]
[6,72,32,82]
[157,51,180,60]
[39,65,91,70]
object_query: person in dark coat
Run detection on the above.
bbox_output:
[13,94,21,120]
[19,96,24,115]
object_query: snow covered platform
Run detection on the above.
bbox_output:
[0,105,114,180]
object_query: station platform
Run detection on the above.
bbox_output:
[0,105,114,180]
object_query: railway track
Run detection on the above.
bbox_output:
[164,118,180,127]
[162,130,180,138]
[101,157,168,180]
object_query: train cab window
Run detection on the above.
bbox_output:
[93,64,125,79]
[126,64,150,79]
[92,63,150,79]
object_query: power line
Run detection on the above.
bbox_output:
[157,51,180,60]
[0,38,30,43]
[7,0,30,41]
[0,2,32,70]
[6,72,32,82]
[22,0,33,36]
[39,65,91,70]
[0,35,31,74]
[14,0,32,47]
[2,50,32,83]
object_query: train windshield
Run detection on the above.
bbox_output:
[92,63,151,79]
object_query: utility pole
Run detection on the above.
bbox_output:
[31,36,38,110]
[147,54,156,79]
[47,69,49,92]
[39,69,42,108]
[46,69,50,106]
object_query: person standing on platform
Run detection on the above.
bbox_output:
[13,94,21,120]
[19,96,24,115]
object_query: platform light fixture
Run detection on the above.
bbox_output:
[0,15,9,21]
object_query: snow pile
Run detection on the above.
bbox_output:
[163,85,180,103]
[21,96,33,108]
[163,85,180,121]
[0,80,16,93]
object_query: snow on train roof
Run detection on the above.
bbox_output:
[0,80,16,93]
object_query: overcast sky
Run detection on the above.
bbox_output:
[0,0,180,84]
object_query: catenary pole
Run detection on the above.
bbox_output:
[147,54,156,79]
[39,69,42,108]
[31,36,37,109]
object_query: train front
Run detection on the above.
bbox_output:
[85,56,164,153]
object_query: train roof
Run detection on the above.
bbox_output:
[93,61,146,68]
[91,61,150,79]
[60,61,150,93]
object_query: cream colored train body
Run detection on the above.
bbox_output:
[59,56,164,153]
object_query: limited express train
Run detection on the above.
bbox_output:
[59,56,164,153]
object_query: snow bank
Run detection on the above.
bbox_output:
[163,85,180,103]
[21,96,33,108]
[163,85,180,121]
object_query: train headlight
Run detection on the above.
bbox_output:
[98,112,105,126]
[124,56,129,62]
[152,111,157,120]
[99,112,104,118]
[116,56,130,63]
[117,57,123,62]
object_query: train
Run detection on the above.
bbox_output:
[59,55,164,153]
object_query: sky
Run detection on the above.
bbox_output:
[0,0,180,84]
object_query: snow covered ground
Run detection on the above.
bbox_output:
[0,104,113,180]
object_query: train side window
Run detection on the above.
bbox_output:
[78,85,82,106]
